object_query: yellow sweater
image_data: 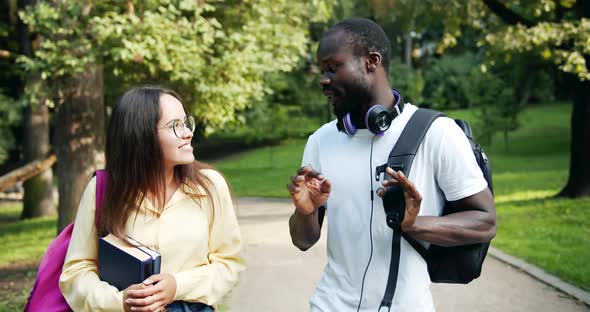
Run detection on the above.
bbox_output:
[59,169,244,311]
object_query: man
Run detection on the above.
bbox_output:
[287,18,496,311]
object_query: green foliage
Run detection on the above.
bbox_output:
[216,104,322,145]
[389,62,425,105]
[422,53,479,109]
[466,69,518,146]
[0,93,21,164]
[484,18,590,80]
[219,57,327,144]
[17,0,336,134]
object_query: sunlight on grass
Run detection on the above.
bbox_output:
[494,190,557,204]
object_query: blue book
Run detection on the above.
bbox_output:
[98,234,161,290]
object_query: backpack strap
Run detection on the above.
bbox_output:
[94,170,108,228]
[377,108,443,311]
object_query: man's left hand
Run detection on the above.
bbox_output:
[377,167,422,232]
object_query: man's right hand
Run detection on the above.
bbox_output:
[287,166,331,216]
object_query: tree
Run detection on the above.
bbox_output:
[17,0,56,219]
[372,0,590,197]
[479,0,590,197]
[17,0,335,232]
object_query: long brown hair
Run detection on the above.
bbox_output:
[98,86,227,238]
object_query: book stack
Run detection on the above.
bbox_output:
[98,234,161,290]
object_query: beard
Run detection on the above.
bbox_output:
[336,72,372,128]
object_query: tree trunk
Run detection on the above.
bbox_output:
[17,0,56,218]
[557,74,590,197]
[54,64,105,233]
[404,33,412,66]
[21,95,56,219]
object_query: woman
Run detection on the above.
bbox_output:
[59,86,244,312]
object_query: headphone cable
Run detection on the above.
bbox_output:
[356,136,377,312]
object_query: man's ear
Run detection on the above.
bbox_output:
[366,52,382,72]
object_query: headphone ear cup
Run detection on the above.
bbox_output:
[365,105,392,135]
[337,113,357,135]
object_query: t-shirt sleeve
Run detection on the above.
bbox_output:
[429,118,488,201]
[301,132,321,172]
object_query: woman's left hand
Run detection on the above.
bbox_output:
[124,273,177,312]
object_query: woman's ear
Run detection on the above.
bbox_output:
[367,52,382,72]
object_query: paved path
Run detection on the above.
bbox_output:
[227,198,589,312]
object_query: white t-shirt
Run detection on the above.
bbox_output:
[302,104,487,312]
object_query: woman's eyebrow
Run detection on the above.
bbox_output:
[162,115,188,126]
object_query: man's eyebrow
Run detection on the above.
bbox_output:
[320,55,334,64]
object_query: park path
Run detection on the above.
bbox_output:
[227,197,589,312]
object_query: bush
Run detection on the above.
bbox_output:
[0,93,21,164]
[423,53,479,110]
[389,62,425,105]
[466,69,519,146]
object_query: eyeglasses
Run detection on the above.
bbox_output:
[159,116,196,138]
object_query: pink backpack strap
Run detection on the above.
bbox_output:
[95,170,108,227]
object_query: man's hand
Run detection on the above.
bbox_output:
[287,166,331,216]
[377,167,422,232]
[124,273,177,312]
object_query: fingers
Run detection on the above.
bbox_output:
[297,166,324,180]
[287,183,298,195]
[125,293,157,307]
[288,166,328,196]
[320,178,331,194]
[143,274,164,286]
[126,294,165,311]
[126,283,160,299]
[383,168,422,200]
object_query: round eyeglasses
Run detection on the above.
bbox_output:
[159,116,196,138]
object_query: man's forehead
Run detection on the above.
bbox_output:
[317,31,353,62]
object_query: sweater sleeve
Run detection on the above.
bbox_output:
[172,170,245,305]
[59,177,125,311]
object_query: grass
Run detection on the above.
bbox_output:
[212,102,590,292]
[0,204,56,265]
[0,203,55,311]
[213,139,307,198]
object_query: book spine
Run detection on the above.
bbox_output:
[143,261,153,281]
[153,255,161,275]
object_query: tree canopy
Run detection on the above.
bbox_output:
[17,0,335,134]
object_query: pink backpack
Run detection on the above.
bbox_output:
[24,170,107,312]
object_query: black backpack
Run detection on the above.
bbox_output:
[374,108,494,311]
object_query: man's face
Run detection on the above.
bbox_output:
[317,31,371,123]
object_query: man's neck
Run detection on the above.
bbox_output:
[374,81,396,110]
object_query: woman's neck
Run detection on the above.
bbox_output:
[149,166,179,210]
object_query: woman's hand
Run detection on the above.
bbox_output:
[123,283,148,312]
[124,273,177,312]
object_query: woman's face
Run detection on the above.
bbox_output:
[157,93,194,170]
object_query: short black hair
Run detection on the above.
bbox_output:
[325,17,391,74]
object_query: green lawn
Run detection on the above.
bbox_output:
[212,102,590,292]
[0,102,588,312]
